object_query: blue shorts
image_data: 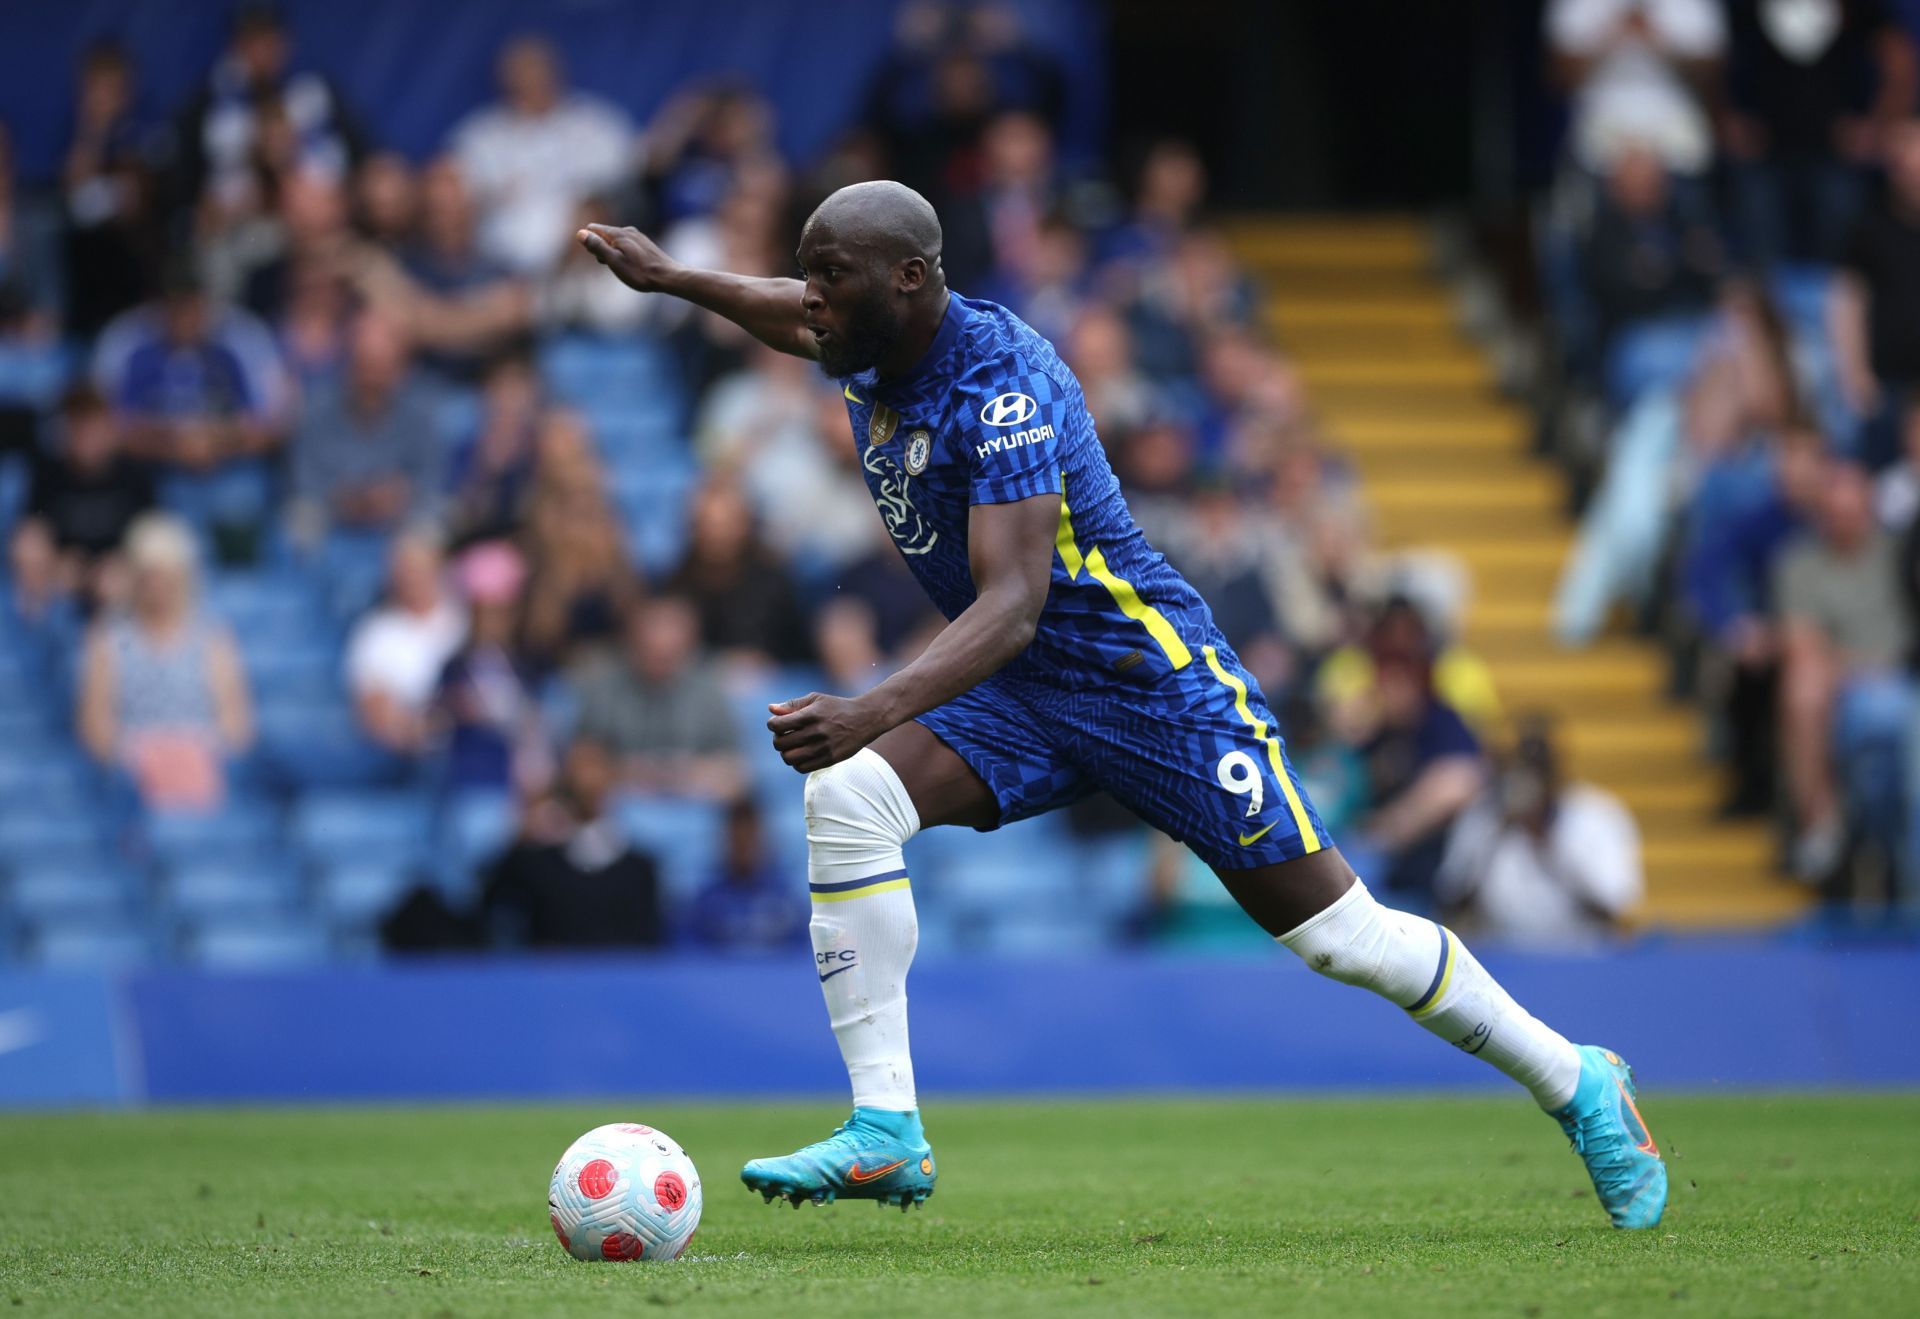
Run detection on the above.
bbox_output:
[916,638,1333,871]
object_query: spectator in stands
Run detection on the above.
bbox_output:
[480,735,666,949]
[77,513,252,812]
[640,82,781,225]
[356,158,532,381]
[1545,0,1725,183]
[683,795,807,950]
[345,532,466,757]
[693,350,875,577]
[432,540,544,792]
[1683,425,1827,818]
[288,309,441,546]
[445,351,541,548]
[815,596,892,695]
[1876,398,1920,528]
[1437,716,1643,947]
[1010,211,1090,347]
[0,125,65,342]
[174,4,362,223]
[91,266,287,545]
[942,110,1057,294]
[1581,142,1723,400]
[16,385,155,605]
[1723,0,1916,268]
[1157,470,1293,695]
[1063,304,1156,441]
[1776,456,1912,882]
[1340,615,1487,904]
[61,41,163,338]
[665,478,812,669]
[450,35,633,274]
[1101,138,1209,270]
[221,170,351,326]
[517,408,637,665]
[568,593,744,801]
[4,519,77,657]
[1558,352,1742,646]
[1834,117,1920,463]
[352,153,418,251]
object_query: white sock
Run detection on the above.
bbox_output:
[1279,879,1582,1110]
[803,748,921,1112]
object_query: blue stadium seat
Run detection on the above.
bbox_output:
[144,803,282,868]
[290,789,435,866]
[161,859,302,922]
[438,789,516,894]
[30,920,153,969]
[315,859,417,929]
[974,911,1116,957]
[1070,831,1156,920]
[183,919,330,970]
[613,795,722,903]
[0,810,109,865]
[7,864,141,925]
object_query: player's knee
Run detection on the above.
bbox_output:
[803,748,919,849]
[1280,883,1394,989]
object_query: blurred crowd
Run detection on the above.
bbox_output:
[1,2,1643,965]
[1538,0,1920,907]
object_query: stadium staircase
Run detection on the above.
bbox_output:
[1225,217,1810,928]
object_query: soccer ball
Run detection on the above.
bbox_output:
[549,1122,703,1262]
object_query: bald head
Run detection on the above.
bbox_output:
[797,180,950,378]
[804,180,944,271]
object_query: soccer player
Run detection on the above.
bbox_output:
[578,183,1666,1228]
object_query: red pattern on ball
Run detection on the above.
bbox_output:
[601,1232,644,1260]
[550,1212,570,1251]
[618,1123,654,1134]
[654,1171,688,1212]
[577,1158,617,1200]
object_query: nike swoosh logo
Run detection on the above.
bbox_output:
[846,1158,907,1184]
[843,385,864,404]
[818,965,856,983]
[1238,821,1278,846]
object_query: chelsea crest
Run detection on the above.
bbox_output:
[905,429,931,475]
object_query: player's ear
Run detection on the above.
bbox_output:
[897,256,927,295]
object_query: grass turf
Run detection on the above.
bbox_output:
[0,1094,1914,1317]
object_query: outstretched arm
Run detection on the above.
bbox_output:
[767,492,1059,773]
[576,223,815,359]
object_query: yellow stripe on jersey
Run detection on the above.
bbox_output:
[1202,645,1321,854]
[1085,547,1192,669]
[1054,472,1191,670]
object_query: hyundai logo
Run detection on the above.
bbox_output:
[980,392,1038,427]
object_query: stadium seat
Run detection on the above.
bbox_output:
[1070,831,1156,921]
[0,810,109,865]
[6,864,141,925]
[290,789,435,866]
[315,859,418,930]
[183,919,330,970]
[612,795,722,903]
[161,859,303,922]
[438,789,516,895]
[30,920,153,969]
[145,804,283,865]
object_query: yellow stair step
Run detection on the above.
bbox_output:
[1295,357,1493,390]
[1268,298,1454,331]
[1329,413,1530,451]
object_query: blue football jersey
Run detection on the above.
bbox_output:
[838,293,1215,690]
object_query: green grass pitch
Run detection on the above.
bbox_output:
[1,1094,1915,1316]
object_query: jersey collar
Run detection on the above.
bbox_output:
[865,292,967,402]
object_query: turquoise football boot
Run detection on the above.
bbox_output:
[740,1108,936,1211]
[1553,1045,1668,1229]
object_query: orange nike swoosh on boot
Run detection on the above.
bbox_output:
[846,1158,908,1183]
